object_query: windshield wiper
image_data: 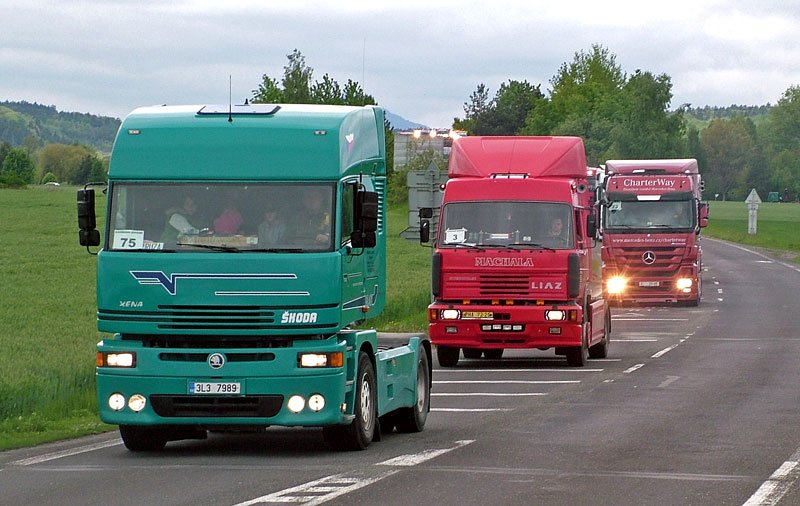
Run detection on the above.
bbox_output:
[508,242,555,252]
[177,242,241,252]
[248,248,305,253]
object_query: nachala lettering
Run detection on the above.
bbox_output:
[281,312,319,324]
[475,257,534,267]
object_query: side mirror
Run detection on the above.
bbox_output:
[586,213,597,239]
[351,190,378,248]
[420,220,430,243]
[77,189,101,247]
[698,202,709,228]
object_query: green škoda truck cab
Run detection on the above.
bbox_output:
[78,103,431,451]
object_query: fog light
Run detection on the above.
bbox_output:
[607,276,626,295]
[128,394,146,412]
[545,310,566,321]
[287,395,305,413]
[446,326,458,334]
[108,393,126,411]
[441,309,460,320]
[308,394,325,412]
[549,327,562,335]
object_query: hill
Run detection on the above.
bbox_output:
[0,101,120,154]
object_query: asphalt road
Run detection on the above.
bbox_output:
[2,237,800,506]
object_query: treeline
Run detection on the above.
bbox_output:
[0,101,117,188]
[454,44,799,201]
[0,101,119,153]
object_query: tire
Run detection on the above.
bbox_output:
[589,305,611,359]
[395,347,431,433]
[483,349,503,360]
[462,348,482,359]
[323,352,376,451]
[436,345,460,367]
[119,425,168,452]
[566,324,589,367]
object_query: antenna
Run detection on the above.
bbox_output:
[362,38,366,104]
[228,75,233,122]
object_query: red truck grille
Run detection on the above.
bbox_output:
[609,246,684,271]
[478,275,530,296]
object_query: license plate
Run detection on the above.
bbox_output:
[462,311,493,319]
[639,281,660,287]
[189,382,241,395]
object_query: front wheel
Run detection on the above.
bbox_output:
[323,352,376,451]
[589,305,611,359]
[119,425,168,452]
[566,324,589,367]
[437,345,460,367]
[395,347,431,433]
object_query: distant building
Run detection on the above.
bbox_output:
[393,129,463,169]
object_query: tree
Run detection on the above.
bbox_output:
[453,83,490,133]
[608,70,686,159]
[701,117,757,200]
[282,49,313,104]
[251,75,283,104]
[1,147,35,183]
[311,73,344,105]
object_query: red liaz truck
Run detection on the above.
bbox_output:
[421,136,610,367]
[599,159,709,306]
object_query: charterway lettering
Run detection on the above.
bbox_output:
[622,177,676,188]
[475,257,534,267]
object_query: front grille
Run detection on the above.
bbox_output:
[610,246,684,271]
[479,275,530,296]
[100,303,338,331]
[150,395,283,417]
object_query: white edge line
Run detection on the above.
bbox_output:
[623,363,644,374]
[10,439,122,466]
[376,439,475,467]
[743,459,800,506]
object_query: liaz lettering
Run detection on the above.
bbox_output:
[531,281,562,290]
[280,311,319,324]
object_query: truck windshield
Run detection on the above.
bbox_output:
[107,182,335,252]
[604,200,694,230]
[439,201,574,249]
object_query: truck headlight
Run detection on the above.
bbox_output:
[298,352,343,368]
[287,395,305,413]
[676,278,693,291]
[606,276,626,295]
[97,352,136,368]
[545,310,566,321]
[308,394,325,412]
[128,394,147,413]
[108,393,126,411]
[441,309,461,320]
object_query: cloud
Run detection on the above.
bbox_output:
[1,0,799,126]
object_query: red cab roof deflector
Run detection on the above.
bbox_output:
[448,136,587,179]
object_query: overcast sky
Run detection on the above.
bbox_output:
[2,0,799,128]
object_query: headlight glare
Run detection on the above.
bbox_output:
[606,276,626,295]
[545,310,566,321]
[676,278,693,290]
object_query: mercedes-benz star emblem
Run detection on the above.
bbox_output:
[208,353,225,369]
[642,251,657,265]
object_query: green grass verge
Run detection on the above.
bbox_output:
[703,201,800,261]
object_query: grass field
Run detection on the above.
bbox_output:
[0,188,797,450]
